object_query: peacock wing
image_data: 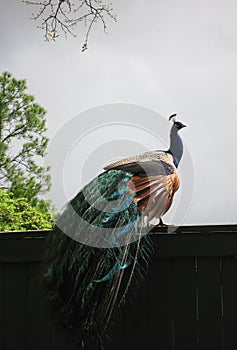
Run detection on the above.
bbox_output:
[105,153,180,224]
[104,150,175,172]
[127,170,180,223]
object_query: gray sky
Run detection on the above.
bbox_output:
[1,0,237,225]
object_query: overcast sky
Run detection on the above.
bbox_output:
[1,0,237,225]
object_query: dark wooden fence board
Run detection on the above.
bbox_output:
[27,262,51,350]
[172,257,198,350]
[0,238,45,262]
[3,263,28,350]
[148,258,174,350]
[222,256,237,350]
[27,262,75,350]
[153,232,237,257]
[197,257,224,350]
[124,277,149,350]
[0,263,3,350]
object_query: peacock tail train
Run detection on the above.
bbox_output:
[42,169,153,349]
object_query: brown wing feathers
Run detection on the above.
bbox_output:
[105,151,180,223]
[127,172,180,222]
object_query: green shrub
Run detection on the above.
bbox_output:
[0,189,54,231]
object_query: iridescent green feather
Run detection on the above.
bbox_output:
[42,170,153,349]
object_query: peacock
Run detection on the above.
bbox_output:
[42,114,186,349]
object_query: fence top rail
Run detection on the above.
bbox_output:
[1,224,237,237]
[1,225,237,261]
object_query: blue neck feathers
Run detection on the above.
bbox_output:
[168,124,183,167]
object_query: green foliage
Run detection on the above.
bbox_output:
[0,71,51,206]
[0,189,54,231]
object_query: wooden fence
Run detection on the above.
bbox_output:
[1,225,237,350]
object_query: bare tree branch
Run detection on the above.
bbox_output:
[22,0,117,51]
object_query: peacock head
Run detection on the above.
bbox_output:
[169,113,186,130]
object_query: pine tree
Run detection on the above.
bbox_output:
[0,71,51,209]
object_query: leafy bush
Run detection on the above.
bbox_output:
[0,189,54,231]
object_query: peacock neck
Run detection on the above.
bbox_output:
[168,125,183,167]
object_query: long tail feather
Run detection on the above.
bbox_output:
[42,170,153,349]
